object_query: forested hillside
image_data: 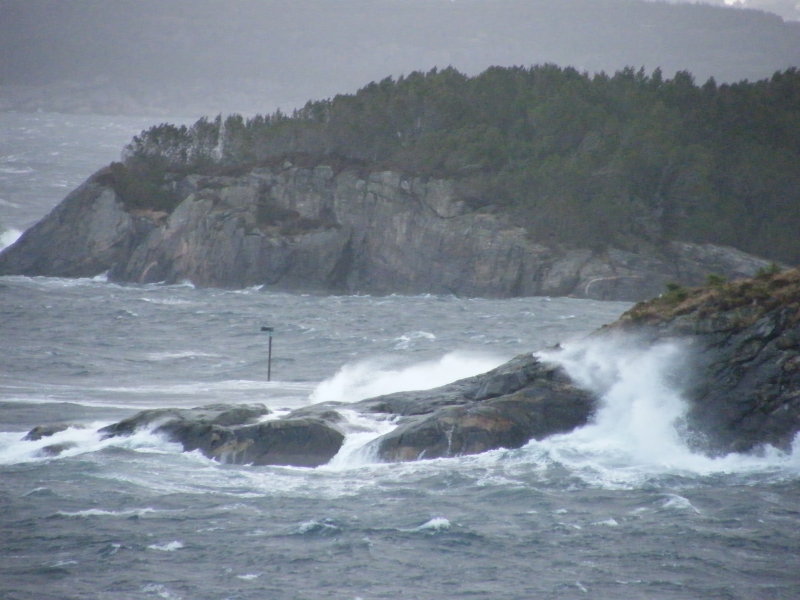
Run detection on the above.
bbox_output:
[122,66,800,265]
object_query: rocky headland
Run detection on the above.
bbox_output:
[0,163,775,301]
[25,268,800,466]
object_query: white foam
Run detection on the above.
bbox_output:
[393,330,436,350]
[309,350,506,404]
[413,517,451,532]
[57,508,159,518]
[528,334,800,487]
[0,424,182,465]
[321,409,398,470]
[147,540,183,552]
[0,227,22,250]
[660,494,701,513]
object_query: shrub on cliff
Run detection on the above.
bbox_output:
[101,162,180,214]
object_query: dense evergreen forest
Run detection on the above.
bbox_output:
[122,65,800,264]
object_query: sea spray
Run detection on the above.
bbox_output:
[531,334,800,484]
[538,335,694,464]
[0,226,21,251]
[309,350,506,404]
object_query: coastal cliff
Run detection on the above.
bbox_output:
[0,163,774,301]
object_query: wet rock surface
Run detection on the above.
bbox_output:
[611,268,800,454]
[358,354,596,461]
[96,403,345,467]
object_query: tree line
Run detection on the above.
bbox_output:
[122,65,800,264]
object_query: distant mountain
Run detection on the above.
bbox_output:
[663,0,800,22]
[1,0,798,115]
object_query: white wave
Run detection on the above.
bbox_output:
[147,540,184,552]
[660,493,701,513]
[321,409,398,470]
[528,334,800,487]
[393,330,436,350]
[309,350,507,404]
[0,166,34,174]
[57,507,159,518]
[0,227,22,250]
[0,424,182,465]
[144,350,220,361]
[413,517,451,532]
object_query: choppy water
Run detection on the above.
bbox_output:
[1,112,799,600]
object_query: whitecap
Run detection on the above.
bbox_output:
[413,517,451,532]
[147,540,183,552]
[56,508,158,518]
[660,494,701,514]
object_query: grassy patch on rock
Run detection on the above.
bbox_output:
[617,266,800,327]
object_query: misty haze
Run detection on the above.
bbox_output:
[1,2,799,600]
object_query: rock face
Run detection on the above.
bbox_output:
[611,268,800,454]
[0,163,776,300]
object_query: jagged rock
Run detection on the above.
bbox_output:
[199,418,345,467]
[359,354,596,461]
[374,382,595,462]
[611,268,800,454]
[96,403,344,467]
[356,352,564,416]
[0,164,776,300]
[0,174,149,278]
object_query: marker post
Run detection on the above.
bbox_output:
[261,326,274,381]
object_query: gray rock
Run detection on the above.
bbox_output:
[611,269,800,454]
[95,403,344,467]
[0,164,777,300]
[372,372,595,462]
[0,173,151,277]
[354,353,596,461]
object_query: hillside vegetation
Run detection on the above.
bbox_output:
[122,65,800,264]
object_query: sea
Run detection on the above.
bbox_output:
[1,112,799,600]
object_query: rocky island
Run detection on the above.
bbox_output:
[25,267,800,466]
[1,66,798,300]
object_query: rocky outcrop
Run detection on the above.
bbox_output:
[94,403,345,467]
[366,355,595,461]
[0,163,776,300]
[0,176,150,278]
[610,267,800,454]
[22,270,800,463]
[375,367,595,461]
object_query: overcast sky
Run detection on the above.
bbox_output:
[1,0,798,116]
